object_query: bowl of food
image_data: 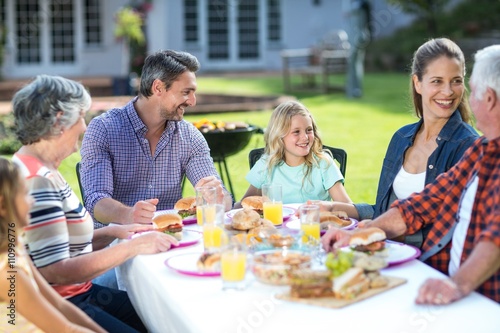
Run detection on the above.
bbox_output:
[250,249,312,286]
[258,227,302,248]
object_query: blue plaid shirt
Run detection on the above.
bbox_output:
[80,98,220,225]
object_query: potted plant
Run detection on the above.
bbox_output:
[113,6,145,95]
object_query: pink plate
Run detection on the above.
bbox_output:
[226,206,296,222]
[154,209,197,225]
[129,230,201,249]
[164,253,220,277]
[383,240,421,266]
[284,218,358,235]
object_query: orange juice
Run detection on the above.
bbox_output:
[197,205,216,225]
[263,201,283,225]
[203,224,225,249]
[301,223,320,243]
[221,252,247,281]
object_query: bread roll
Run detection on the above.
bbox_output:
[231,208,261,230]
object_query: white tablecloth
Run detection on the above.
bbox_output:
[116,209,500,333]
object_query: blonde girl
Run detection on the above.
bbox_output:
[0,158,105,333]
[238,101,352,204]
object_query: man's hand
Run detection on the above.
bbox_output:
[195,176,232,210]
[129,198,159,224]
[321,228,353,252]
[416,278,465,305]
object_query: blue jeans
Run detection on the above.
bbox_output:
[68,284,147,333]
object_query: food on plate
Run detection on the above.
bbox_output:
[241,196,264,215]
[152,213,184,240]
[319,211,352,229]
[196,252,221,272]
[251,250,312,285]
[231,208,261,231]
[247,218,276,239]
[325,251,354,277]
[349,227,387,255]
[290,269,334,298]
[353,252,387,271]
[333,267,370,300]
[174,196,197,219]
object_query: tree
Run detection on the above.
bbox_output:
[387,0,451,35]
[114,7,145,77]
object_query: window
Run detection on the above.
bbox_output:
[15,0,41,63]
[84,0,101,46]
[50,0,74,62]
[184,0,198,42]
[267,0,280,42]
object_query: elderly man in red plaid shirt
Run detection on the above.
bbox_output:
[322,44,500,305]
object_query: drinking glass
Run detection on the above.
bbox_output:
[262,183,283,226]
[299,204,320,245]
[202,204,226,251]
[221,239,248,291]
[196,186,217,226]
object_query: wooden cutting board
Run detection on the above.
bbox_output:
[275,275,407,309]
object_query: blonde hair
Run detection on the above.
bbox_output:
[0,158,23,252]
[263,101,330,185]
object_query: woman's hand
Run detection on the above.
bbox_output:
[109,223,156,239]
[130,231,179,254]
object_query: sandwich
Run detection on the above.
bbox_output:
[290,269,334,298]
[197,252,221,272]
[319,211,352,230]
[241,196,264,215]
[333,267,370,300]
[174,197,197,219]
[349,227,387,255]
[152,213,184,240]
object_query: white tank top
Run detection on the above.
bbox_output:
[393,166,426,199]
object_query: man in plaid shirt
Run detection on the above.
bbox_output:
[322,44,500,304]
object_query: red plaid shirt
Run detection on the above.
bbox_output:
[393,137,500,302]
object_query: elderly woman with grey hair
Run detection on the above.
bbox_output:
[12,75,179,333]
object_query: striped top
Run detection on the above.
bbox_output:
[13,153,93,299]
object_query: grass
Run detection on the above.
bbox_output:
[9,72,418,205]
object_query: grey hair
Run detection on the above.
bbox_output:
[139,50,200,97]
[470,44,500,101]
[13,75,91,145]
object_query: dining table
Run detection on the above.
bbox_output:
[116,204,500,333]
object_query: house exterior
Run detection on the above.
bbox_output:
[0,0,414,79]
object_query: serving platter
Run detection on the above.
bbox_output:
[164,252,220,277]
[275,275,407,309]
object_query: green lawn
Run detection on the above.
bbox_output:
[60,72,417,204]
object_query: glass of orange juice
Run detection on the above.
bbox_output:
[202,204,226,251]
[262,183,283,226]
[299,204,320,245]
[196,186,217,226]
[221,240,247,290]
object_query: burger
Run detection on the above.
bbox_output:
[349,227,387,255]
[231,208,261,231]
[241,196,264,215]
[174,197,197,219]
[152,213,184,240]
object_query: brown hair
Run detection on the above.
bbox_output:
[0,158,22,252]
[410,38,472,123]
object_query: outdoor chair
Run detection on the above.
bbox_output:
[248,145,347,178]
